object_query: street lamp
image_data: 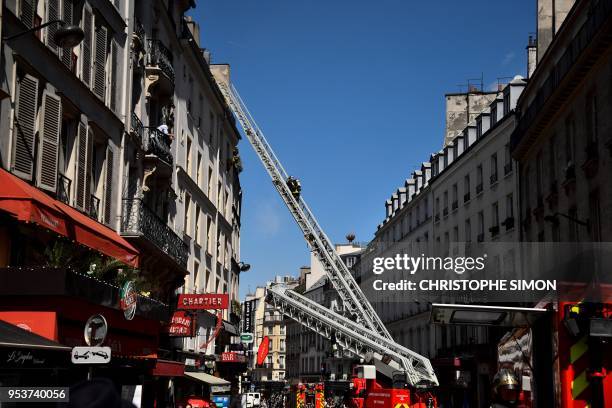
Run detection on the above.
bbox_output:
[239,262,251,272]
[544,212,589,230]
[3,19,84,48]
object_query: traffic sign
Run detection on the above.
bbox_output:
[240,333,253,343]
[71,346,111,364]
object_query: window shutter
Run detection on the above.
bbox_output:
[61,0,74,69]
[20,0,36,28]
[93,25,107,100]
[81,6,93,86]
[104,144,114,225]
[36,91,62,192]
[109,39,118,112]
[12,74,39,181]
[46,0,60,53]
[84,126,94,213]
[74,118,89,210]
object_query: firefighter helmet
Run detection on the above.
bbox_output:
[492,369,519,404]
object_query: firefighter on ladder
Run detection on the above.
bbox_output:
[286,176,301,200]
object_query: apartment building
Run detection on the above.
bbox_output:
[0,0,244,402]
[357,77,526,406]
[245,276,298,386]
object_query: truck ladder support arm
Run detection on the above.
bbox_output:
[267,284,439,387]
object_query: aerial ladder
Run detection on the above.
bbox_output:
[212,75,439,405]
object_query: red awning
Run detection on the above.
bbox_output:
[152,359,185,377]
[0,168,139,267]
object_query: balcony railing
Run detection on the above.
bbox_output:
[145,127,173,165]
[504,162,513,175]
[490,173,498,185]
[121,198,188,267]
[146,39,174,84]
[476,183,483,194]
[131,112,144,147]
[89,194,101,220]
[451,201,458,211]
[464,193,470,203]
[57,173,71,204]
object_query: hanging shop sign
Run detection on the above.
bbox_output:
[164,311,193,337]
[119,281,137,321]
[84,314,108,347]
[256,336,270,366]
[220,351,247,363]
[177,294,229,310]
[242,299,255,333]
[240,333,254,343]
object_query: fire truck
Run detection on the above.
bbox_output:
[212,75,439,407]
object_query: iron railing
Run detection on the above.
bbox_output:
[145,127,173,165]
[121,198,188,267]
[134,19,145,45]
[146,39,174,84]
[57,173,71,204]
[130,112,144,147]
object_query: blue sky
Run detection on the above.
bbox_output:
[191,1,535,299]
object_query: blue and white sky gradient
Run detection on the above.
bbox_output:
[191,1,535,299]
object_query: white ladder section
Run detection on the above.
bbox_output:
[267,284,439,387]
[215,80,389,339]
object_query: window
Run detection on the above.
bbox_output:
[280,339,286,352]
[193,260,200,293]
[476,164,483,192]
[209,112,214,145]
[443,191,448,216]
[589,191,601,242]
[504,143,512,175]
[194,205,201,245]
[186,137,192,175]
[492,202,499,227]
[491,103,497,126]
[506,194,513,219]
[452,184,458,210]
[585,92,598,144]
[465,218,471,242]
[196,151,202,185]
[207,166,213,197]
[184,193,191,237]
[503,90,510,115]
[435,197,440,219]
[477,211,484,241]
[568,207,578,241]
[565,115,575,165]
[536,151,543,203]
[490,153,498,184]
[206,215,213,253]
[453,226,459,242]
[547,139,556,187]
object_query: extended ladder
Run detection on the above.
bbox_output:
[266,284,438,387]
[214,79,389,339]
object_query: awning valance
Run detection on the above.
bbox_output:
[184,372,230,386]
[0,168,139,267]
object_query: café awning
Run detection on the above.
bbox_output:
[184,372,230,386]
[0,320,70,351]
[0,168,139,267]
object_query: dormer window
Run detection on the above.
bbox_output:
[491,103,497,126]
[476,119,482,138]
[503,90,510,115]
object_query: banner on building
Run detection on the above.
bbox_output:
[177,294,229,310]
[256,336,270,366]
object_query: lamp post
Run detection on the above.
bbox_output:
[3,19,84,48]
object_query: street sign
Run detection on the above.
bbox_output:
[71,346,111,364]
[83,314,108,347]
[240,333,253,343]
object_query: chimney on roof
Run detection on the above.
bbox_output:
[468,84,479,93]
[527,35,537,79]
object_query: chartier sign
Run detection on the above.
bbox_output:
[177,294,229,310]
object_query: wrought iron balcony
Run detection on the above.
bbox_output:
[130,112,144,147]
[57,173,71,204]
[121,198,188,268]
[146,39,174,84]
[144,127,173,165]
